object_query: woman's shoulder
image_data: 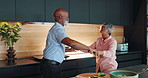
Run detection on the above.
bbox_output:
[110,37,117,43]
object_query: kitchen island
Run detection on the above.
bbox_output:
[0,51,143,78]
[119,65,148,78]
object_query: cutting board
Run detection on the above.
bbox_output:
[76,73,110,78]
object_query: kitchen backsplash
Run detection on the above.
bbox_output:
[0,22,124,60]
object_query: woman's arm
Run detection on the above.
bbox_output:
[96,40,117,57]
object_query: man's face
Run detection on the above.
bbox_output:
[61,12,69,23]
[61,12,69,26]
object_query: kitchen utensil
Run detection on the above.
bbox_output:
[137,68,148,74]
[76,73,110,78]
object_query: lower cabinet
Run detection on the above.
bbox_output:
[61,57,96,78]
[62,70,77,78]
[0,51,143,78]
[117,51,142,68]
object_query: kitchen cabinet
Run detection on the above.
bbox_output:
[0,66,21,78]
[106,0,120,25]
[45,0,69,22]
[117,51,142,68]
[0,0,15,21]
[16,0,45,21]
[0,51,143,78]
[61,57,96,78]
[0,0,133,26]
[120,0,133,25]
[90,0,106,24]
[69,0,89,23]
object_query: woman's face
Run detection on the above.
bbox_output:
[99,26,109,36]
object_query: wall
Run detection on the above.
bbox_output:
[0,23,124,60]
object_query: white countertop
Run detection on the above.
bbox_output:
[33,51,94,60]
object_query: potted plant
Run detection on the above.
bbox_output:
[0,22,22,64]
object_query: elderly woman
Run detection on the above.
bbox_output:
[91,23,118,73]
[80,23,118,73]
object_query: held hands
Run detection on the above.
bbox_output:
[88,47,97,54]
[65,48,75,52]
[88,47,104,56]
[95,51,104,56]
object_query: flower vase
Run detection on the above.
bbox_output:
[6,47,16,64]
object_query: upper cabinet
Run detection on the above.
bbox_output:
[106,0,120,25]
[0,0,133,26]
[0,0,15,21]
[90,0,106,24]
[69,0,89,23]
[46,0,69,22]
[120,0,133,25]
[16,0,45,21]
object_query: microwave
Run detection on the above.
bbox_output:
[117,43,128,51]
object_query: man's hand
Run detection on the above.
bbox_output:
[88,47,97,54]
[65,48,75,52]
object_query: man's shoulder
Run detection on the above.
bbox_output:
[51,25,64,31]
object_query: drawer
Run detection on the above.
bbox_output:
[77,66,96,74]
[118,59,142,68]
[77,57,96,68]
[62,70,77,78]
[61,60,77,71]
[0,67,21,78]
[117,53,142,62]
[20,64,40,76]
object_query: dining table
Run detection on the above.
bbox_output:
[70,64,148,78]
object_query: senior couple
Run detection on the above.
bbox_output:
[40,9,118,78]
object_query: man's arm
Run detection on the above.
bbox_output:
[61,37,96,53]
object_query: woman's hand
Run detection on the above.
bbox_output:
[95,51,104,56]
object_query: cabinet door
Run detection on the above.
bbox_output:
[69,0,89,23]
[90,0,106,24]
[46,0,68,22]
[0,0,15,21]
[77,66,96,74]
[120,0,132,25]
[106,0,120,25]
[16,0,45,21]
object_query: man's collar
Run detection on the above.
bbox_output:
[55,22,63,27]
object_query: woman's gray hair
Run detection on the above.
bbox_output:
[103,23,114,35]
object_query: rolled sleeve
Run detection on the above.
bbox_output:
[102,40,117,58]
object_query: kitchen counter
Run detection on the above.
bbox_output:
[0,58,38,68]
[0,50,141,68]
[33,50,142,62]
[0,50,143,78]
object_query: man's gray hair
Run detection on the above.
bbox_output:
[103,23,114,35]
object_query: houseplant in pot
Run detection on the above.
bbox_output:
[0,22,22,64]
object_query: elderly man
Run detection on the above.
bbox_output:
[40,9,95,78]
